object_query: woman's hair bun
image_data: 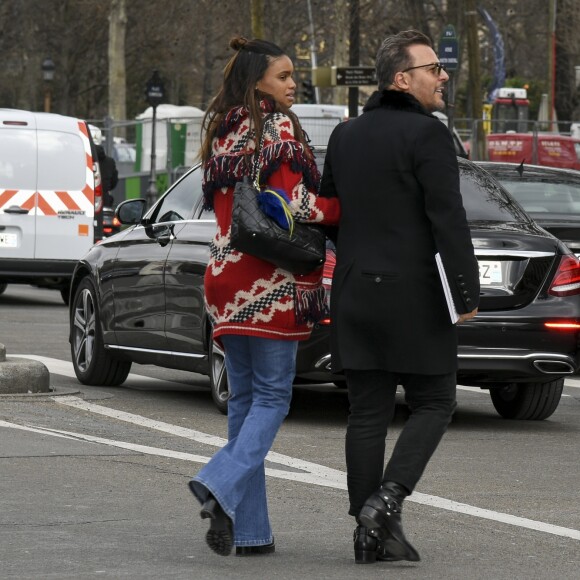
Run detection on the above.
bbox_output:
[230,36,249,51]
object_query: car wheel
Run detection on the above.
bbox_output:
[489,378,564,420]
[70,277,131,385]
[0,283,7,295]
[209,332,229,415]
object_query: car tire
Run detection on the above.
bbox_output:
[0,283,7,295]
[489,378,564,420]
[209,331,229,415]
[70,277,131,385]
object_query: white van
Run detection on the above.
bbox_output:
[0,109,102,302]
[291,104,348,147]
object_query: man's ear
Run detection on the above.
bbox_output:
[392,71,409,90]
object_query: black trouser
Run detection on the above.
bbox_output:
[345,369,457,517]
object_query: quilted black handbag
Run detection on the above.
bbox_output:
[230,116,326,275]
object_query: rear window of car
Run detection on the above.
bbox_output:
[459,163,530,223]
[496,179,580,215]
[0,128,86,191]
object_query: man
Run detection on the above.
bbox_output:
[96,144,119,207]
[320,30,480,564]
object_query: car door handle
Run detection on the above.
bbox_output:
[3,205,30,214]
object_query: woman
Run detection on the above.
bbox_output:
[188,37,340,557]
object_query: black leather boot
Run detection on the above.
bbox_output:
[236,541,275,556]
[200,496,233,556]
[358,481,420,562]
[353,525,406,564]
[354,525,381,564]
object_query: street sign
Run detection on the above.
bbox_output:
[438,25,459,72]
[333,66,376,86]
[145,70,165,107]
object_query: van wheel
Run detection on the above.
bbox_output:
[0,283,7,295]
[489,379,564,420]
[70,277,131,385]
[209,331,229,415]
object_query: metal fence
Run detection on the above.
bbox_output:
[89,114,580,207]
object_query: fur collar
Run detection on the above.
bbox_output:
[363,89,435,118]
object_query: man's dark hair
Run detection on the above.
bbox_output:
[375,30,433,91]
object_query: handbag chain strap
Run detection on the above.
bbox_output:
[250,113,274,188]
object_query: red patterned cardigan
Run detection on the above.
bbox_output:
[202,107,341,342]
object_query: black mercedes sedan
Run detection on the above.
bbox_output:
[69,154,580,419]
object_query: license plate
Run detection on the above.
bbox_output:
[0,233,18,248]
[478,260,502,285]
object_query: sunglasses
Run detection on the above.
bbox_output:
[401,62,446,76]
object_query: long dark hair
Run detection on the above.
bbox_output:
[199,36,308,163]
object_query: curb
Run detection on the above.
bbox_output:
[0,386,81,400]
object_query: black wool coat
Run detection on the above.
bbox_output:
[319,90,480,375]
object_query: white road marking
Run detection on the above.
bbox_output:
[564,377,580,388]
[54,395,344,478]
[0,419,342,489]
[2,413,579,542]
[5,357,580,540]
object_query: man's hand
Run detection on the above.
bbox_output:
[457,308,478,324]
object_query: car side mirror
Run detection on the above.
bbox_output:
[116,198,147,225]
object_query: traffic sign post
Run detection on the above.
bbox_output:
[145,70,166,209]
[311,66,376,88]
[438,25,459,72]
[438,25,459,134]
[332,66,376,86]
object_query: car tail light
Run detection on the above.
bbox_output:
[544,321,580,330]
[93,161,103,214]
[548,255,580,297]
[113,216,121,228]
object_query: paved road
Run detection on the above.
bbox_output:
[1,285,579,579]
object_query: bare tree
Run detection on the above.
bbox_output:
[0,0,576,124]
[251,0,264,38]
[109,0,127,126]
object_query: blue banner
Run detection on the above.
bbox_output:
[478,6,506,103]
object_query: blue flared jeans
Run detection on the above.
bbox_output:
[189,335,298,546]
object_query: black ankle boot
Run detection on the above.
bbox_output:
[358,481,420,562]
[236,540,275,556]
[354,525,381,564]
[200,496,233,556]
[353,525,407,564]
